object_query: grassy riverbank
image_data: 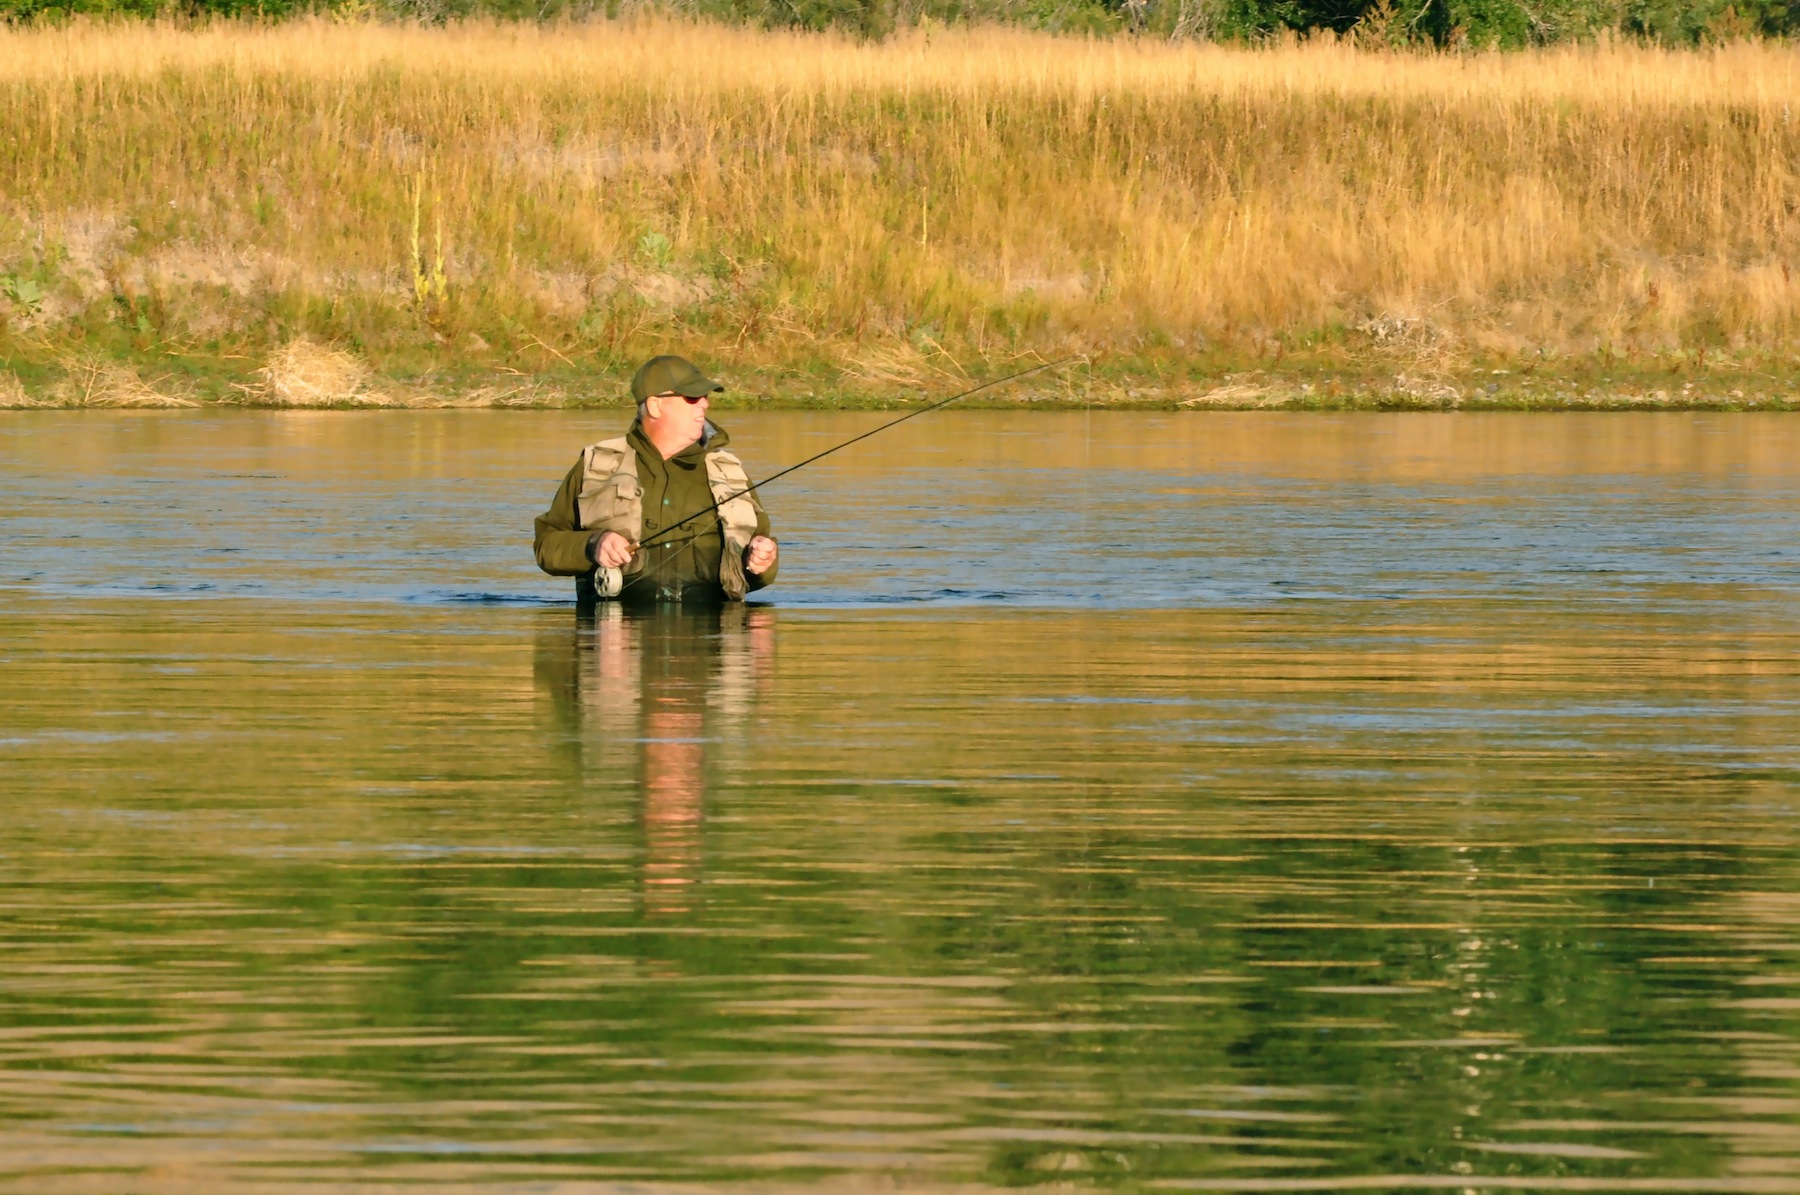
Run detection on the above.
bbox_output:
[1,19,1797,409]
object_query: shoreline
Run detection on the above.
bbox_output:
[3,364,1793,412]
[7,397,1793,411]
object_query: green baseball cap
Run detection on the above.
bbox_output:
[631,355,724,403]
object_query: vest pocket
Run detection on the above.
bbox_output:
[579,474,642,530]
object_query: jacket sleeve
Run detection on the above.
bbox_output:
[533,460,597,577]
[744,491,777,591]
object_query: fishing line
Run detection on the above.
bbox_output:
[613,356,1076,591]
[634,355,1074,555]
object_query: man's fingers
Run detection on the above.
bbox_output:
[596,532,635,569]
[747,538,777,573]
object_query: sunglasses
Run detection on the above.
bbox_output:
[654,391,710,405]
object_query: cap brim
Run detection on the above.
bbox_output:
[675,378,725,397]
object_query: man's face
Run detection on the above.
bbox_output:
[646,391,709,447]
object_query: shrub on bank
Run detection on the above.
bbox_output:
[2,0,1794,45]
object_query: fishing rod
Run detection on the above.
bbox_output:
[625,355,1075,562]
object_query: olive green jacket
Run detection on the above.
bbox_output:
[533,420,777,595]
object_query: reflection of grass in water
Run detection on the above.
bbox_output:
[0,599,1787,1183]
[1,21,1799,406]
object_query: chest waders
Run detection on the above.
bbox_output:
[575,436,761,602]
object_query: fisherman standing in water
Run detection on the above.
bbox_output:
[533,356,779,608]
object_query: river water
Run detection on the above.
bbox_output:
[1,411,1798,1192]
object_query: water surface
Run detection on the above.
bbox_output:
[1,412,1798,1192]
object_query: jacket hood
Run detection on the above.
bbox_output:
[629,418,729,461]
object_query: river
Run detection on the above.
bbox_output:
[1,411,1797,1191]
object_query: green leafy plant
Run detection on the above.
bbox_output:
[637,230,673,269]
[2,275,45,312]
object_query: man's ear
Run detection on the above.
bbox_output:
[644,395,663,421]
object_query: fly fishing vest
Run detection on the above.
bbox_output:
[574,436,761,601]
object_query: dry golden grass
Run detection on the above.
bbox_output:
[0,18,1796,400]
[249,338,374,405]
[0,371,35,408]
[53,358,197,407]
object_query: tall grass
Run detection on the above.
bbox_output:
[1,17,1797,400]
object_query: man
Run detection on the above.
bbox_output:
[534,356,779,607]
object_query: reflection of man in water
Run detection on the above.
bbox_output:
[533,356,779,610]
[534,607,775,917]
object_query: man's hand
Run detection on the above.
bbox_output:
[746,535,778,575]
[594,531,636,569]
